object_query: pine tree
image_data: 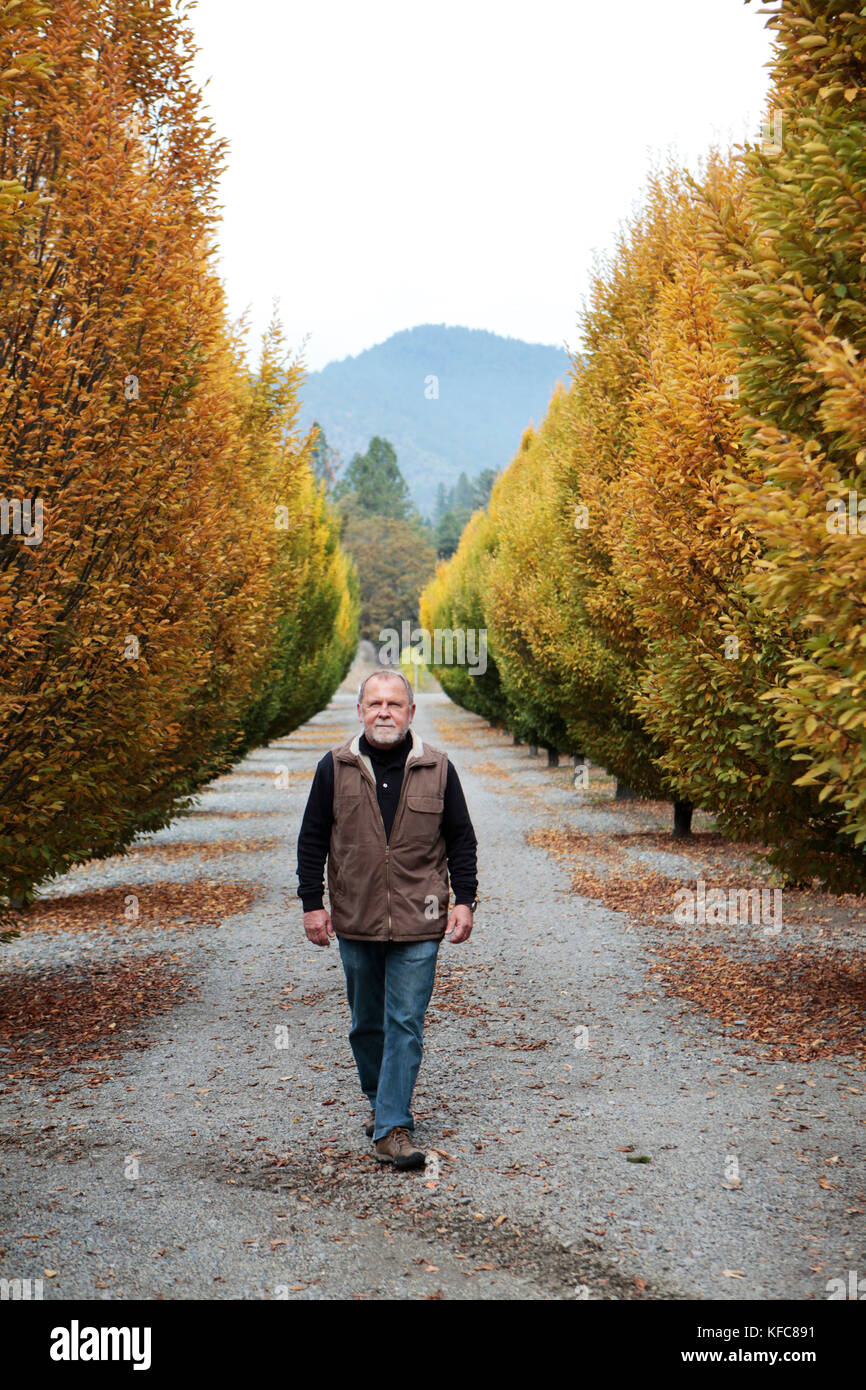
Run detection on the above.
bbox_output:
[334,436,412,520]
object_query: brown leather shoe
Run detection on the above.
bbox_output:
[373,1125,426,1170]
[364,1109,375,1138]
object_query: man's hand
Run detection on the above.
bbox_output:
[304,908,335,947]
[445,903,473,944]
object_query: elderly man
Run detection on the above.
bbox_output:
[297,668,478,1170]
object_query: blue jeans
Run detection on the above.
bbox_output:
[337,937,440,1141]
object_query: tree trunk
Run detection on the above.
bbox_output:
[529,743,538,757]
[673,800,694,838]
[546,746,559,768]
[615,780,637,801]
[513,733,522,746]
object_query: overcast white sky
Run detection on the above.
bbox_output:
[189,0,776,372]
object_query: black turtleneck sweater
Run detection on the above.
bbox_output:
[296,731,478,913]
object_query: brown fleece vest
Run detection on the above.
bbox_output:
[327,732,449,941]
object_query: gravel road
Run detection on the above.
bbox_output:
[1,675,863,1301]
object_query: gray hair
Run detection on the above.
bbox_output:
[357,668,414,706]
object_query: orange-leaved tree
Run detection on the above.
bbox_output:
[0,3,355,913]
[239,319,359,746]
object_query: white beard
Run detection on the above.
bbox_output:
[366,722,410,748]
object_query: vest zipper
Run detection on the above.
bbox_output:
[381,752,409,942]
[358,745,418,941]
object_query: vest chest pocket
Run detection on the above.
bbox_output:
[404,793,444,835]
[333,791,379,847]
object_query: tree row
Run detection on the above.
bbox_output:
[422,1,866,891]
[0,2,358,914]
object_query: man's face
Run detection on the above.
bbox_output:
[358,676,414,749]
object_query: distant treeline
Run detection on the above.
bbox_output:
[299,323,569,517]
[433,471,499,558]
[311,429,498,644]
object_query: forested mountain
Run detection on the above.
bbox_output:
[298,324,570,515]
